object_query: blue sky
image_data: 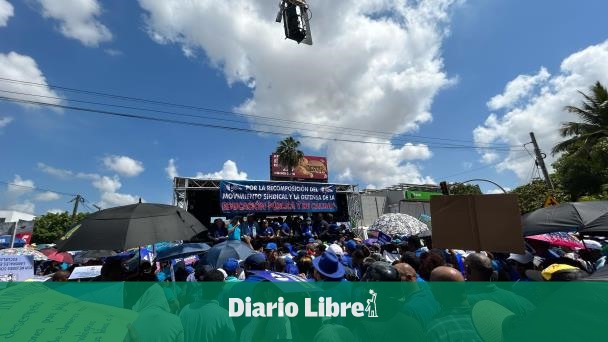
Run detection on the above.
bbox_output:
[1,0,607,215]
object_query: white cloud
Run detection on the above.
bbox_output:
[7,174,34,194]
[165,158,178,180]
[9,201,35,214]
[195,160,248,180]
[462,161,473,170]
[37,0,112,47]
[102,155,144,177]
[47,208,66,214]
[330,140,434,188]
[34,191,60,201]
[474,40,608,180]
[34,162,142,209]
[0,116,12,128]
[0,0,14,27]
[139,0,459,188]
[98,191,140,208]
[104,48,123,56]
[487,67,550,110]
[38,162,73,179]
[0,52,63,107]
[92,175,121,193]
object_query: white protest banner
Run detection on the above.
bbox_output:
[0,255,34,281]
[68,265,102,280]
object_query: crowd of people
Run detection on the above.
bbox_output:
[27,212,608,341]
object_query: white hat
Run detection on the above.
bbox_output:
[328,243,344,256]
[217,268,228,280]
[583,239,602,250]
[507,251,534,264]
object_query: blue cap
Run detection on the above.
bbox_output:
[245,253,267,270]
[265,242,278,251]
[345,240,356,251]
[185,266,195,274]
[223,258,239,273]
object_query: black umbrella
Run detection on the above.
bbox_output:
[203,240,254,268]
[155,243,211,262]
[55,203,207,252]
[73,250,117,264]
[522,201,608,236]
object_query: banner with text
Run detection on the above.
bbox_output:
[220,180,337,213]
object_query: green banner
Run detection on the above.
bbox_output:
[1,282,607,341]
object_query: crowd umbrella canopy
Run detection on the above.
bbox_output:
[55,203,207,252]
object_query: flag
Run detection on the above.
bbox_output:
[377,231,392,244]
[15,220,34,244]
[0,222,15,235]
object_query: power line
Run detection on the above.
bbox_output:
[0,76,521,148]
[0,95,527,151]
[0,180,78,197]
[0,88,520,150]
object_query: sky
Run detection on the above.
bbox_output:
[1,0,608,215]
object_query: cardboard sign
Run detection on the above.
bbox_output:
[0,255,34,281]
[430,194,524,253]
[68,266,102,280]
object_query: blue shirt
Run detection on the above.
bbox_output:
[301,224,313,237]
[263,227,275,237]
[228,224,241,240]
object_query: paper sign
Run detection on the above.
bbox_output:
[68,266,102,280]
[0,255,34,281]
[430,194,524,253]
[0,284,136,341]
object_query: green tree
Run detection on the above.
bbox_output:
[33,212,89,244]
[552,81,608,156]
[552,138,608,201]
[511,180,568,214]
[449,183,482,195]
[275,137,304,180]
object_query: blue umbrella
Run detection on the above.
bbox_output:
[155,243,211,261]
[0,235,26,248]
[203,240,254,268]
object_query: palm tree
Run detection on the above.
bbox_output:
[275,137,304,180]
[552,81,608,155]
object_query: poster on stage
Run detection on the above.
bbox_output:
[220,180,337,213]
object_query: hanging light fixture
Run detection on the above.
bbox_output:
[276,0,312,45]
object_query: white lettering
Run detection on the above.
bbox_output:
[285,302,298,317]
[253,303,266,317]
[229,298,244,317]
[352,303,364,317]
[304,298,317,317]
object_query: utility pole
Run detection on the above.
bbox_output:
[529,132,554,191]
[70,194,82,226]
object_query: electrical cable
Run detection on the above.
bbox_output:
[0,95,527,150]
[0,180,77,197]
[0,76,522,148]
[0,88,521,150]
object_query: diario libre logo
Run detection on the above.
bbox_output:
[229,289,378,318]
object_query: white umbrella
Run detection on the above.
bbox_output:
[370,213,430,236]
